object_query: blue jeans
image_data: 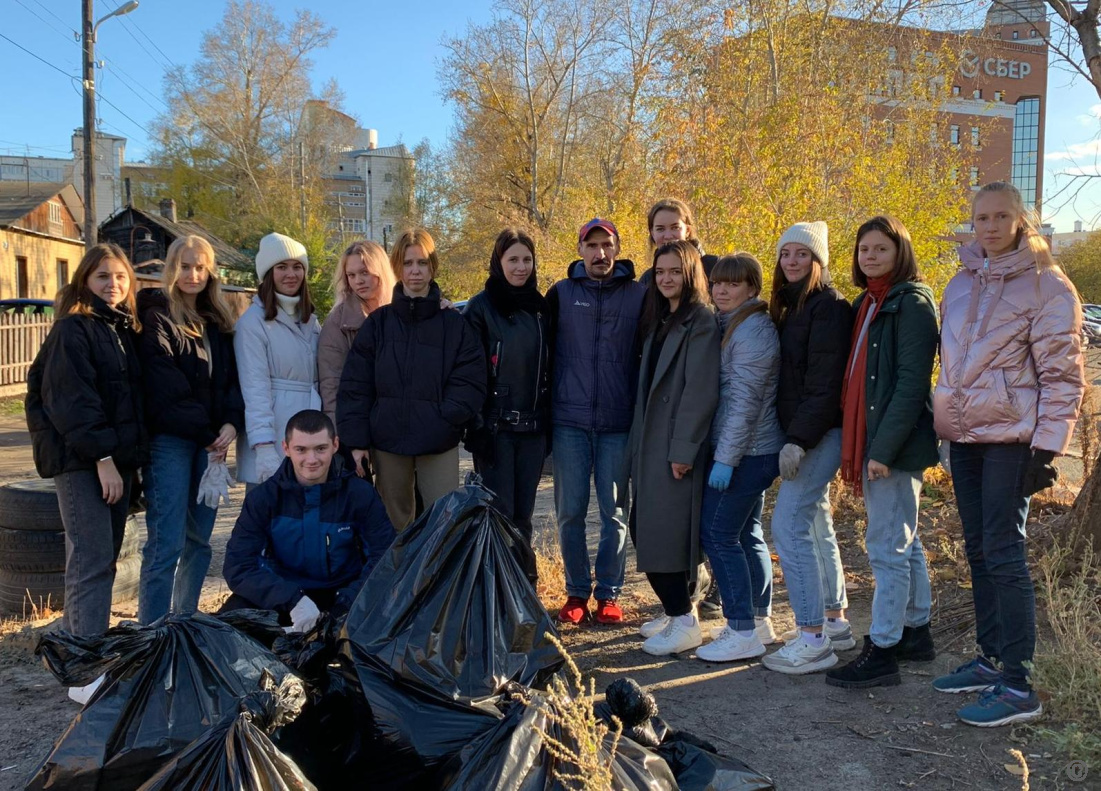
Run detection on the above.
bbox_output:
[553,426,628,601]
[770,428,846,627]
[951,442,1035,691]
[56,468,132,636]
[700,454,779,631]
[863,467,932,648]
[139,434,217,624]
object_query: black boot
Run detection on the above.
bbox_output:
[895,623,936,662]
[825,636,901,689]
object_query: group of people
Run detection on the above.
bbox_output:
[25,180,1086,729]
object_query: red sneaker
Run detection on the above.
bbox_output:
[557,596,589,624]
[594,599,623,624]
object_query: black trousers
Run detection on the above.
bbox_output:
[474,430,545,583]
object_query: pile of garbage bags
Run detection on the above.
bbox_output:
[25,482,774,790]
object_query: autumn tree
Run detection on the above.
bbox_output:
[1058,232,1101,302]
[152,0,348,283]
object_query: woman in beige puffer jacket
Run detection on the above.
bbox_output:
[932,181,1085,729]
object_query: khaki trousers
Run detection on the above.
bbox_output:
[371,447,460,530]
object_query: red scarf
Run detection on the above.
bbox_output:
[840,277,892,496]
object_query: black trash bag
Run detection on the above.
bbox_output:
[138,672,314,791]
[29,612,300,791]
[439,691,678,790]
[217,607,288,648]
[595,678,775,791]
[272,613,344,686]
[341,482,563,699]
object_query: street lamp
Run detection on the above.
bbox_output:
[82,0,139,249]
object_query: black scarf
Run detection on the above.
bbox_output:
[485,274,547,318]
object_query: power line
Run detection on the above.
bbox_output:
[29,0,79,37]
[0,30,77,78]
[11,0,77,43]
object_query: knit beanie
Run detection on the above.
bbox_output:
[255,232,309,282]
[776,221,829,272]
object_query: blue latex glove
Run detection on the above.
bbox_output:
[708,462,734,492]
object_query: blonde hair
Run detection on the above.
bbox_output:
[389,228,440,281]
[56,243,142,332]
[332,240,395,308]
[162,235,236,336]
[973,182,1055,271]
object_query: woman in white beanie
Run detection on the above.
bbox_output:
[759,221,855,676]
[235,232,322,486]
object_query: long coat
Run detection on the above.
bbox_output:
[234,296,322,484]
[318,299,367,424]
[628,303,720,574]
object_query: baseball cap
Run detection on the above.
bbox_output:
[578,218,618,243]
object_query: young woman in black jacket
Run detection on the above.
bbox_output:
[337,228,486,530]
[462,228,550,576]
[25,243,147,644]
[136,235,243,624]
[760,222,855,677]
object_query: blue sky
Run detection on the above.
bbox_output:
[1,0,1099,233]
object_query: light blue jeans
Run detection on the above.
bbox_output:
[553,426,628,601]
[863,466,932,648]
[770,428,846,627]
[139,433,217,624]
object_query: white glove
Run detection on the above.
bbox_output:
[196,452,235,509]
[254,443,281,483]
[938,440,952,477]
[285,595,321,634]
[778,443,806,481]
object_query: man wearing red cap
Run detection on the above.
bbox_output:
[545,218,646,625]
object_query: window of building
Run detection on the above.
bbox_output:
[1011,97,1041,208]
[384,173,393,183]
[971,126,980,146]
[885,121,894,144]
[48,201,62,225]
[1029,28,1039,38]
[973,89,982,99]
[970,167,980,187]
[952,85,961,96]
[950,125,960,145]
[339,218,366,233]
[1012,30,1020,39]
[950,167,959,181]
[57,259,69,288]
[16,257,29,299]
[888,46,897,63]
[994,90,1004,102]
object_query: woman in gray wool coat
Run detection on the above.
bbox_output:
[628,240,720,657]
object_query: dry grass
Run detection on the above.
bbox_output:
[1029,525,1101,768]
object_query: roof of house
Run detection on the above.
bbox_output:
[0,182,84,230]
[102,205,252,271]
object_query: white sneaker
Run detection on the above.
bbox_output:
[642,615,703,656]
[761,635,838,675]
[781,619,855,650]
[755,616,780,645]
[68,674,105,705]
[640,614,671,639]
[697,627,766,662]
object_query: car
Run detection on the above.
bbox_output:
[0,299,53,316]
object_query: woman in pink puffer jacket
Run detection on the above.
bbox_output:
[932,181,1085,728]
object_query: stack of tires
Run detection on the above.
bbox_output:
[0,480,142,617]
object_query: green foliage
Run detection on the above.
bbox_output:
[1057,231,1101,304]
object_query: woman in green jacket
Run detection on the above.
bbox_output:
[825,215,940,689]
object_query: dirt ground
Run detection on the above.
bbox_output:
[0,352,1098,790]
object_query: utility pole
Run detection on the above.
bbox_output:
[82,0,96,250]
[81,0,139,250]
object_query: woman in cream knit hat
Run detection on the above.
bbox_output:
[234,232,322,486]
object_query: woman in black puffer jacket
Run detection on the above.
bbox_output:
[463,228,551,577]
[337,228,486,531]
[25,243,147,640]
[136,235,244,624]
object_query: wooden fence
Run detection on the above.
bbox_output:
[0,313,53,396]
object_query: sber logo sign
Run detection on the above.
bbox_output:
[959,49,1033,80]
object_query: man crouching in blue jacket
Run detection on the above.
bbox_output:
[220,409,395,632]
